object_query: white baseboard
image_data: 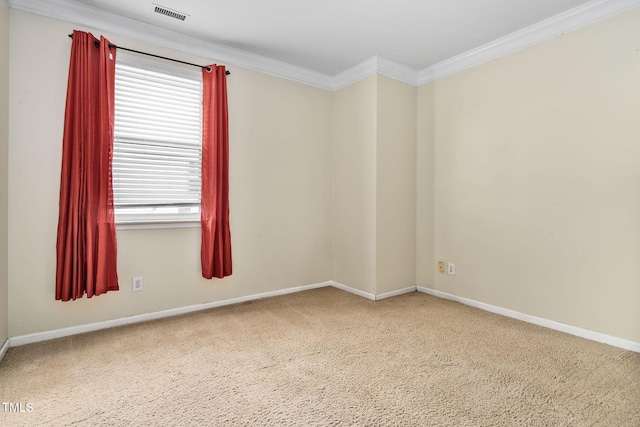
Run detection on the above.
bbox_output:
[417,286,640,354]
[9,280,394,347]
[329,281,417,301]
[9,282,637,355]
[0,338,9,363]
[10,281,331,347]
[375,285,417,301]
[328,281,376,301]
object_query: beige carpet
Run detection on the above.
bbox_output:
[1,287,638,426]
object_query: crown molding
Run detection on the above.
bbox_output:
[377,57,419,87]
[331,56,419,90]
[7,0,335,90]
[331,56,378,90]
[417,0,640,85]
[8,0,640,90]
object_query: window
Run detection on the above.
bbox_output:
[113,53,203,225]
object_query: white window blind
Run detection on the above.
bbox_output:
[113,55,203,224]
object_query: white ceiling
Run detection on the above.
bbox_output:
[75,0,595,75]
[8,0,640,88]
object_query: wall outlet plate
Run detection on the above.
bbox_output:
[438,261,445,273]
[447,263,456,276]
[132,276,143,292]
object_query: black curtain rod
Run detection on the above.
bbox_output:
[67,34,230,75]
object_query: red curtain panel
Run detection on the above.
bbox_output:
[55,30,119,301]
[201,65,232,279]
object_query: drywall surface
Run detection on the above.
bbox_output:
[331,75,377,294]
[375,75,417,294]
[416,83,435,288]
[422,8,640,342]
[7,10,332,336]
[0,0,10,344]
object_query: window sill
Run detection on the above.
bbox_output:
[116,220,201,230]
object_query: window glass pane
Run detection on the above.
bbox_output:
[113,56,202,224]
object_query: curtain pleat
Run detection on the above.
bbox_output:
[55,30,119,301]
[201,65,232,279]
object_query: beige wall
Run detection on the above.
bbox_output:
[331,76,377,294]
[332,74,418,296]
[0,0,9,344]
[376,75,417,294]
[419,8,640,342]
[8,10,332,336]
[5,5,640,345]
[416,83,435,288]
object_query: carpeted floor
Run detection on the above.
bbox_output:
[1,287,639,426]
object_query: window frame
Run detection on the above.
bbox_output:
[112,52,203,229]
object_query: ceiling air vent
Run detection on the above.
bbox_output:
[152,4,189,21]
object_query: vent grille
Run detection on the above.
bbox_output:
[152,4,189,21]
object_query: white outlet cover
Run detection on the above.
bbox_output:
[132,276,143,292]
[447,263,456,275]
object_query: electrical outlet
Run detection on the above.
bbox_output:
[438,261,445,273]
[132,276,143,292]
[447,263,456,276]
